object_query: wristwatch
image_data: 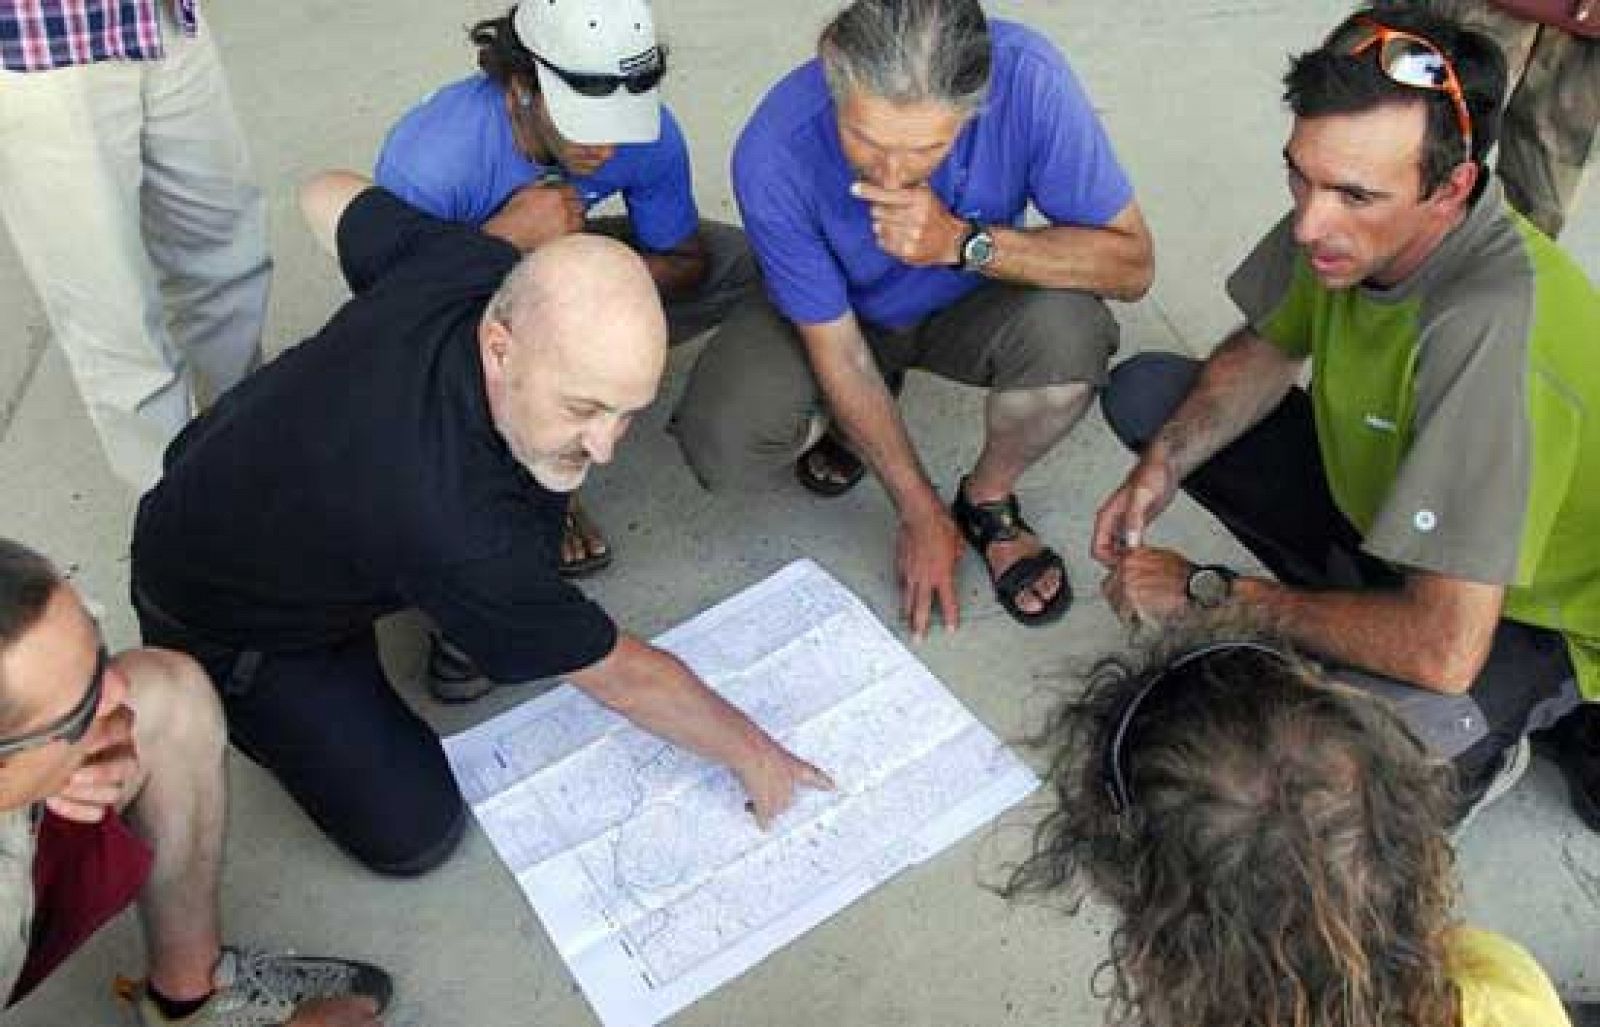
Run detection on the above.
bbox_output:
[958,220,995,272]
[1185,564,1238,609]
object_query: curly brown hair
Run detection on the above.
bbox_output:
[1003,633,1462,1027]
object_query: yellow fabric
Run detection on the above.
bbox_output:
[1449,926,1570,1027]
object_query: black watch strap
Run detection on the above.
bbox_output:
[1186,564,1239,609]
[958,219,993,271]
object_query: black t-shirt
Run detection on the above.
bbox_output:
[131,188,617,682]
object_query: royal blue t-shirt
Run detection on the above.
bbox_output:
[733,20,1134,330]
[375,73,700,252]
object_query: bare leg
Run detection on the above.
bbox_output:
[964,383,1094,614]
[115,649,228,1001]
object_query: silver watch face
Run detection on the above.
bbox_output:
[1188,567,1230,608]
[962,230,995,270]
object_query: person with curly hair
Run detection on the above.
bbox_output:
[1003,636,1586,1027]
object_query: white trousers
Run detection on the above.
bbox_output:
[0,7,268,490]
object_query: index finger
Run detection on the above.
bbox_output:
[850,181,915,206]
[799,762,836,792]
[1090,495,1128,567]
[905,579,931,641]
[934,574,960,634]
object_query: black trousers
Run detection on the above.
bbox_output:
[1100,352,1582,792]
[133,582,466,876]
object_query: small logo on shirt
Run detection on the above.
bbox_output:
[1414,510,1438,533]
[1364,414,1397,433]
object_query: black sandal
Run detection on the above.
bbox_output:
[950,476,1071,627]
[558,498,613,579]
[796,372,905,498]
[795,430,866,497]
[426,634,492,704]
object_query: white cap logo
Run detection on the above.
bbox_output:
[1414,510,1438,533]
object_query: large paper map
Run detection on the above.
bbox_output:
[443,560,1038,1026]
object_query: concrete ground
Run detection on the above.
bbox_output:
[3,1,1597,1024]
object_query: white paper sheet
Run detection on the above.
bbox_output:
[443,559,1038,1027]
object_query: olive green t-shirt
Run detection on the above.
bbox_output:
[1228,179,1600,698]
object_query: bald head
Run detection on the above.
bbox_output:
[479,234,669,492]
[489,233,666,369]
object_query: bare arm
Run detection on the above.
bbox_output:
[1147,328,1304,480]
[799,315,937,517]
[1092,329,1305,564]
[640,230,710,300]
[568,634,832,825]
[798,315,962,637]
[1103,548,1502,693]
[1237,571,1503,693]
[983,202,1155,301]
[298,171,374,259]
[858,185,1151,301]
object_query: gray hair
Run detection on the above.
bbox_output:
[819,0,991,113]
[485,253,548,340]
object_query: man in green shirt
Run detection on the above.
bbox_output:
[1093,4,1600,830]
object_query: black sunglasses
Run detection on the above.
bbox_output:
[0,644,106,759]
[531,47,664,97]
[1100,641,1294,816]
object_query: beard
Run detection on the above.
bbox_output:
[526,451,590,493]
[505,428,590,493]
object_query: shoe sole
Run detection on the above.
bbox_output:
[1451,736,1532,841]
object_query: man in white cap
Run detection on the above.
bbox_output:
[376,0,756,615]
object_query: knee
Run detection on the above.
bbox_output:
[1100,352,1202,450]
[674,398,802,494]
[1001,290,1120,388]
[118,648,227,765]
[672,324,815,492]
[358,795,467,878]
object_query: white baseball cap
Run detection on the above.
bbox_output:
[513,0,663,146]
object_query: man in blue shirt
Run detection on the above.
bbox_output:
[376,0,756,592]
[673,0,1153,636]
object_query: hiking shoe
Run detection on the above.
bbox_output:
[1451,736,1532,840]
[426,633,492,704]
[120,946,392,1025]
[1536,703,1600,833]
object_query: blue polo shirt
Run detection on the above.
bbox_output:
[375,73,700,252]
[733,20,1134,331]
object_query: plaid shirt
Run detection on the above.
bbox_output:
[0,0,196,72]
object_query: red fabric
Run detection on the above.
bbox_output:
[8,810,153,1005]
[1489,0,1600,38]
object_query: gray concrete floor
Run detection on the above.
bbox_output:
[3,1,1598,1024]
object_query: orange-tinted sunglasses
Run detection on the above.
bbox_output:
[1330,16,1474,160]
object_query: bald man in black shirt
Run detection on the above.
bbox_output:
[132,174,830,876]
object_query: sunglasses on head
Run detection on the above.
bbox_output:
[1100,641,1295,816]
[531,47,664,98]
[0,644,106,760]
[1329,16,1474,160]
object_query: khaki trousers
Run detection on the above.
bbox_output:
[0,6,268,489]
[1436,0,1600,237]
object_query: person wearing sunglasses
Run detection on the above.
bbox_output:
[0,539,393,1025]
[1421,0,1598,239]
[374,0,758,609]
[1002,635,1588,1026]
[672,0,1154,638]
[1092,4,1600,835]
